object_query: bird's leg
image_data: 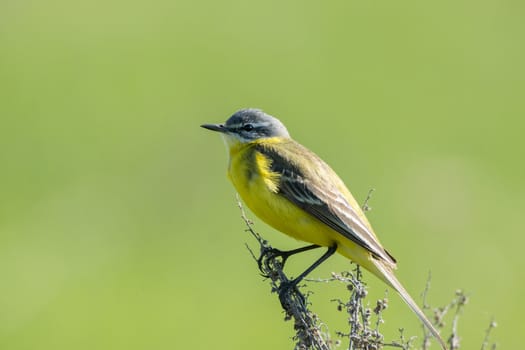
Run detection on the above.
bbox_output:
[257,244,321,274]
[278,244,337,306]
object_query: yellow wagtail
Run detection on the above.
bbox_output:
[201,108,447,350]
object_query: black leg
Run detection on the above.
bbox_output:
[257,244,321,271]
[278,244,337,304]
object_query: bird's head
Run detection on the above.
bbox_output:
[201,108,290,148]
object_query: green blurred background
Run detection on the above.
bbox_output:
[1,0,524,349]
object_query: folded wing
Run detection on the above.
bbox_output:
[255,141,396,266]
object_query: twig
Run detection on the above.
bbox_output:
[362,188,375,212]
[447,290,469,350]
[480,318,497,350]
[420,272,433,350]
[326,269,413,350]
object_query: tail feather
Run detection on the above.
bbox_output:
[372,259,447,350]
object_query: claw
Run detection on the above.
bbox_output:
[257,247,286,274]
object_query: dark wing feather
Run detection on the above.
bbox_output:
[255,141,395,265]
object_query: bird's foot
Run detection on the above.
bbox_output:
[278,279,305,309]
[257,247,288,277]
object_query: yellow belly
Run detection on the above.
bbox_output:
[239,173,335,247]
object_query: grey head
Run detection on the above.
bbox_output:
[201,108,290,142]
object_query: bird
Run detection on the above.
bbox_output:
[201,108,447,350]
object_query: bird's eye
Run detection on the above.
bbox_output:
[242,124,254,131]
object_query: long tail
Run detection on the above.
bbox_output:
[372,259,448,350]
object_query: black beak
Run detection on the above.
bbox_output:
[200,123,226,132]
